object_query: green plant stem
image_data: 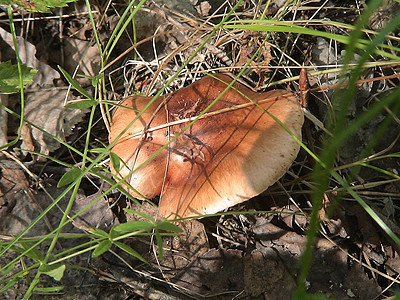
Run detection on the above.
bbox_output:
[223,21,400,61]
[296,0,399,295]
[103,0,146,63]
[84,0,103,58]
[0,264,38,293]
[131,8,138,61]
[24,106,95,299]
[1,7,25,150]
[0,0,246,281]
[24,182,81,299]
[83,0,111,126]
[81,100,97,169]
[327,94,400,216]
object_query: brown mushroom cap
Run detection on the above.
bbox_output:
[109,74,304,219]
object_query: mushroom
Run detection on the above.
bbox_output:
[109,73,304,219]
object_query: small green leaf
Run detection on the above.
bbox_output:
[393,291,400,300]
[34,286,65,292]
[58,66,93,100]
[90,166,105,173]
[114,242,148,264]
[110,152,121,173]
[91,228,109,238]
[92,240,112,258]
[0,262,15,277]
[113,221,154,233]
[0,277,19,293]
[17,242,44,262]
[110,227,120,239]
[89,148,106,154]
[64,99,97,109]
[39,264,66,281]
[10,0,78,13]
[0,61,37,94]
[91,74,102,87]
[57,167,82,187]
[154,230,164,261]
[156,221,183,233]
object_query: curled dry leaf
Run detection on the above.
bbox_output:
[21,89,86,156]
[0,27,87,155]
[235,31,272,77]
[0,27,59,86]
[109,74,304,219]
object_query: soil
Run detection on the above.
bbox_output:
[1,1,400,299]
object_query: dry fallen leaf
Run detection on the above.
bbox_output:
[21,89,86,156]
[195,1,212,17]
[63,37,101,78]
[0,27,60,86]
[0,27,87,155]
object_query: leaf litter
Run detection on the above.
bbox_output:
[0,24,88,156]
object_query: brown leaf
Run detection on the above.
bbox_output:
[21,89,86,156]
